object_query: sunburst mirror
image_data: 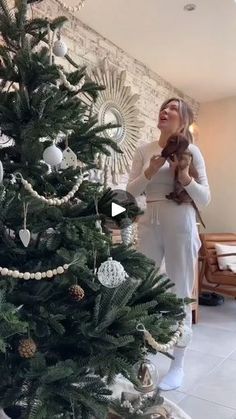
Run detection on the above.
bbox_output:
[89,60,144,184]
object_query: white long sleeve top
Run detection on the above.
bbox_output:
[127,141,210,208]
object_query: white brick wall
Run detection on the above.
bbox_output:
[35,0,199,188]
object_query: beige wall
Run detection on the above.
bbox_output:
[198,97,236,232]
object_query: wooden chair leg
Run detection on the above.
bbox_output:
[198,257,206,296]
[192,307,198,324]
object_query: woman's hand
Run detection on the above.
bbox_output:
[144,155,166,180]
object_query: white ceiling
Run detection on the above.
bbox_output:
[75,0,236,102]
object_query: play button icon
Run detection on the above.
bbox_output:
[111,202,126,217]
[109,189,138,222]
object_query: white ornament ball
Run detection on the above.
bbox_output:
[35,272,42,280]
[43,144,63,166]
[0,160,4,184]
[97,257,128,288]
[53,39,68,57]
[23,272,31,280]
[46,270,53,278]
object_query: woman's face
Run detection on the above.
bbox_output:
[158,100,183,134]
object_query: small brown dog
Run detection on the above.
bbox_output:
[161,133,205,228]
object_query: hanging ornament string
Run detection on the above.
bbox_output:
[58,68,85,94]
[13,173,83,206]
[23,202,28,230]
[0,256,82,281]
[54,0,86,14]
[47,24,56,65]
[136,321,185,353]
[19,202,31,248]
[103,162,109,189]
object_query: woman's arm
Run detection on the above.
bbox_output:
[183,144,211,207]
[126,148,150,197]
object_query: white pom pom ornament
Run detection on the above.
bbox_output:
[53,40,68,57]
[43,144,63,166]
[97,257,128,288]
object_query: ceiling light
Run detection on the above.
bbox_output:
[184,3,197,11]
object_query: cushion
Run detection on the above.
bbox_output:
[215,243,236,270]
[227,263,236,273]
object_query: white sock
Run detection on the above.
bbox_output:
[158,346,185,391]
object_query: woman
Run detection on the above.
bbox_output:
[127,98,210,391]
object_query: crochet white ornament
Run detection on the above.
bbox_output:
[53,39,68,57]
[43,144,63,166]
[97,257,128,288]
[120,218,134,246]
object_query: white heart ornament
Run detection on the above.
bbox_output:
[19,229,31,247]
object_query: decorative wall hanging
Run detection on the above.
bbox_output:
[89,60,144,184]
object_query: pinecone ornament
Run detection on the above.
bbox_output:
[18,338,37,358]
[120,218,134,246]
[69,284,85,301]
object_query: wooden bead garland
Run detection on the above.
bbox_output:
[136,320,185,353]
[0,264,69,281]
[15,173,83,206]
[58,69,85,93]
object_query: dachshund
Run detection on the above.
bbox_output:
[161,133,205,228]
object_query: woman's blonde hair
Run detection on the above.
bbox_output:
[160,97,194,143]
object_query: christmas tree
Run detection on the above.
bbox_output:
[0,1,185,418]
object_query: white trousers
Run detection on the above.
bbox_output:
[137,200,201,333]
